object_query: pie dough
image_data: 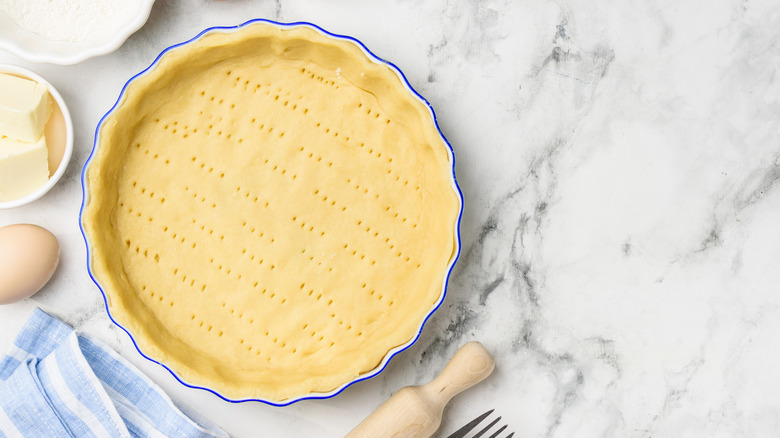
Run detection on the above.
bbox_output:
[82,22,460,402]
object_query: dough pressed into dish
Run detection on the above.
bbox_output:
[82,22,460,402]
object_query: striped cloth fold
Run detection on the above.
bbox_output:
[0,308,228,438]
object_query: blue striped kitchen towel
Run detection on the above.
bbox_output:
[0,308,229,438]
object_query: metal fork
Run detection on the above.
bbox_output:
[446,409,514,438]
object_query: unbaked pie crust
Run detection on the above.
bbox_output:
[82,22,460,402]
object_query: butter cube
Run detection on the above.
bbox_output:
[0,135,49,201]
[0,73,52,143]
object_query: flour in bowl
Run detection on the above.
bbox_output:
[0,0,139,42]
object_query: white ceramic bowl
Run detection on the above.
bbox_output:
[0,64,73,209]
[0,0,155,65]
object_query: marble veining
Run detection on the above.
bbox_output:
[1,0,779,436]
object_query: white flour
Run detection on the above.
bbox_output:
[0,0,138,42]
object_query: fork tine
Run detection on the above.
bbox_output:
[473,416,501,438]
[505,433,514,438]
[447,409,494,438]
[487,424,507,438]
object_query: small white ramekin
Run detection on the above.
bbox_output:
[0,64,73,209]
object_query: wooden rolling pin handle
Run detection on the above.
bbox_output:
[345,342,495,438]
[421,341,495,405]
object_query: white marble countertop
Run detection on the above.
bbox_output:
[2,0,780,436]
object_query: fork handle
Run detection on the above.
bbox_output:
[421,341,495,405]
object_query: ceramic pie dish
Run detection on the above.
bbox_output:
[80,19,463,405]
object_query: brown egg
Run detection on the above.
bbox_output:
[0,224,59,305]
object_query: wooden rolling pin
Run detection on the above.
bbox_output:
[346,341,495,438]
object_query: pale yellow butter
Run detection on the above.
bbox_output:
[0,135,49,201]
[0,73,52,143]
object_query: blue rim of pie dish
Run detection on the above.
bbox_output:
[79,18,464,407]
